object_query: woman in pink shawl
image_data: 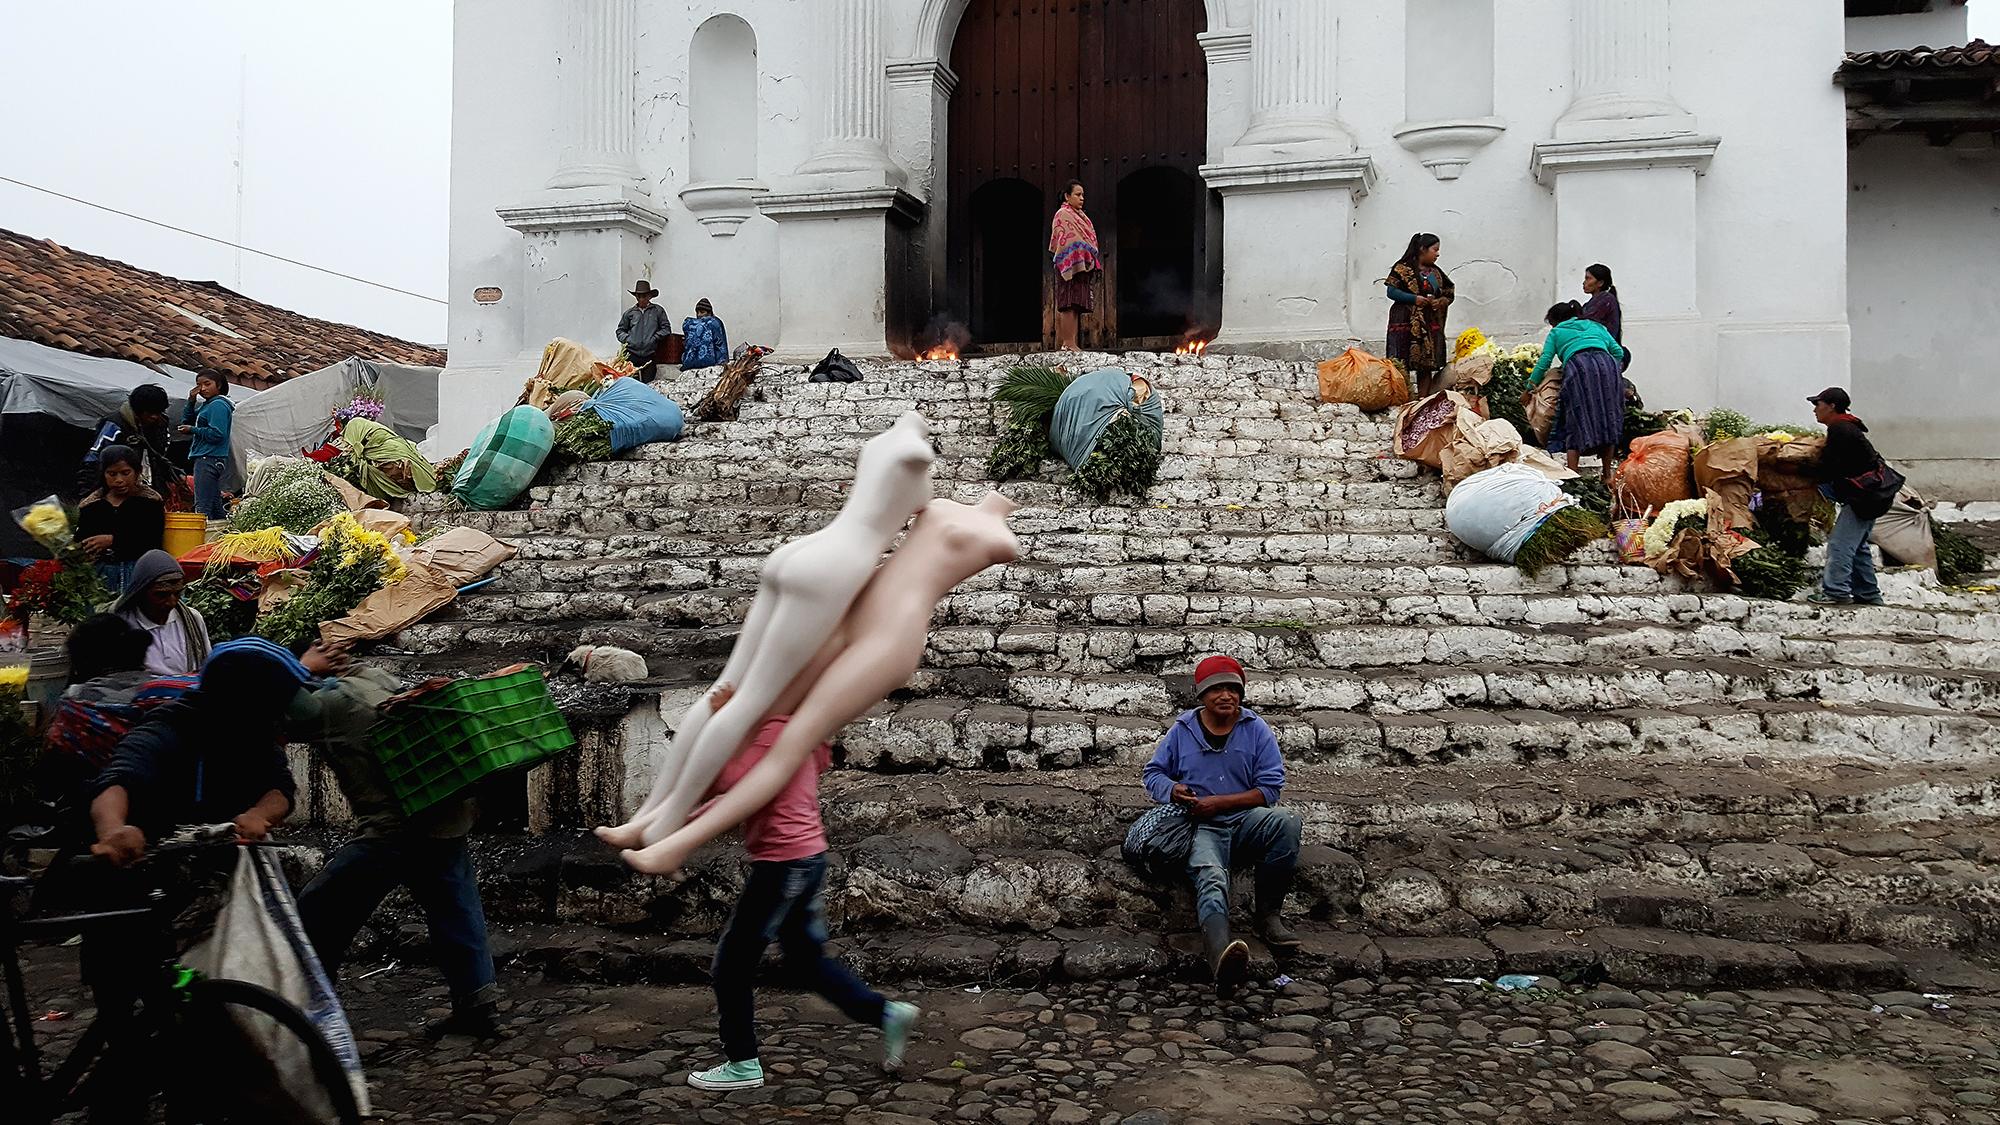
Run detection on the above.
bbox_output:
[1049,180,1101,351]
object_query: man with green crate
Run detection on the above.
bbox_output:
[288,643,502,1040]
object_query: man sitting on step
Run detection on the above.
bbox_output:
[1141,654,1303,992]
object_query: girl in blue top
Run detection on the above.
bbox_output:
[1526,302,1628,479]
[179,372,234,518]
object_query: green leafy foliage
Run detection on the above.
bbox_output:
[1733,543,1815,601]
[1703,408,1753,441]
[230,475,343,535]
[182,574,258,642]
[551,410,615,463]
[1483,356,1532,443]
[986,415,1056,482]
[1068,414,1164,505]
[1559,475,1613,520]
[1513,507,1607,576]
[994,366,1073,426]
[1935,523,1987,586]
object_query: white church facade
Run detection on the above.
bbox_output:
[441,1,1999,493]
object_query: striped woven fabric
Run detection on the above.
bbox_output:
[453,406,554,510]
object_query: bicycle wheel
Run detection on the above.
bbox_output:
[164,977,363,1125]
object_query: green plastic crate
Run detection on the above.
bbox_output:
[367,666,576,815]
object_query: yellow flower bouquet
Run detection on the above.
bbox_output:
[12,496,75,555]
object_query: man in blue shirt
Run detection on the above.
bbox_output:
[1141,654,1302,992]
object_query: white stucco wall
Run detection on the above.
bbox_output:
[1848,137,2000,497]
[1845,8,1971,53]
[444,0,1862,447]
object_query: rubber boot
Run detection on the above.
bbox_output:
[1203,914,1248,993]
[1254,868,1302,951]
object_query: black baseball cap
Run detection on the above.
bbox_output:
[1806,387,1850,411]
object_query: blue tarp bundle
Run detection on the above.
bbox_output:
[578,376,684,453]
[1049,368,1164,469]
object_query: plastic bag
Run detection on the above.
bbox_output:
[11,495,74,555]
[576,376,685,453]
[1316,347,1411,412]
[183,848,371,1120]
[1123,804,1196,882]
[1445,463,1577,564]
[1872,487,1937,571]
[809,348,865,383]
[1614,431,1694,513]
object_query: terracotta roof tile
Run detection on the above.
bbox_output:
[0,226,445,389]
[1839,39,1999,75]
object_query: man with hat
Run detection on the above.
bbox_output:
[1807,386,1899,606]
[616,279,671,383]
[1141,654,1302,993]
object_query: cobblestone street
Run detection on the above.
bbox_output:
[26,945,2000,1124]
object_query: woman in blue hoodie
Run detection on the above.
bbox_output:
[179,372,234,518]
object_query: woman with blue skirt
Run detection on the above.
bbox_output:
[1526,302,1628,479]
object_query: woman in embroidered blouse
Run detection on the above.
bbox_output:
[1383,233,1455,396]
[1049,180,1102,352]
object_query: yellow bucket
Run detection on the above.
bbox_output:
[163,512,208,559]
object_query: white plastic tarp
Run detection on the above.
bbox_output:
[227,357,440,476]
[0,336,206,428]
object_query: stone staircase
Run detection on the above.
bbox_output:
[360,352,2000,989]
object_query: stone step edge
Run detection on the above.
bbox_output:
[487,920,1913,993]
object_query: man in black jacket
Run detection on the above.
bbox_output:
[1807,387,1893,606]
[76,384,183,501]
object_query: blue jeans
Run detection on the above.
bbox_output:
[1186,805,1303,924]
[1823,502,1880,601]
[713,853,885,1062]
[297,835,496,1006]
[192,455,228,519]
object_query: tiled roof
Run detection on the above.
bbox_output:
[1840,39,1999,75]
[0,227,445,390]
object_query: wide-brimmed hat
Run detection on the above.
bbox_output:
[630,280,658,298]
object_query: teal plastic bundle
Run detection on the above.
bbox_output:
[453,405,554,509]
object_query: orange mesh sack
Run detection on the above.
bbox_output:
[1614,431,1694,513]
[1317,347,1412,412]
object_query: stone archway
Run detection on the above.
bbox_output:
[940,0,1215,351]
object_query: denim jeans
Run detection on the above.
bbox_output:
[192,455,229,519]
[297,835,496,1006]
[1186,806,1303,923]
[713,853,886,1062]
[1823,502,1880,601]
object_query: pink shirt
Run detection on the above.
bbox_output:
[711,716,831,863]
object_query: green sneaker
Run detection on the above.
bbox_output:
[688,1058,764,1091]
[881,1001,921,1071]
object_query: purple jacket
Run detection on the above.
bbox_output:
[1141,707,1286,824]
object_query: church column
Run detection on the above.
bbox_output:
[762,0,919,357]
[1202,0,1372,350]
[1533,0,1719,406]
[547,0,646,189]
[797,0,899,177]
[1234,0,1348,154]
[494,0,663,376]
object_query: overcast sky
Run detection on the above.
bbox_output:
[1,2,1994,352]
[0,1,451,344]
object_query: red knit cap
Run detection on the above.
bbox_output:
[1193,654,1246,698]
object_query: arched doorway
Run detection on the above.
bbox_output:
[944,0,1213,351]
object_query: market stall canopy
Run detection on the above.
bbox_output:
[0,335,211,428]
[228,357,441,476]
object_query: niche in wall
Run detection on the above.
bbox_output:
[1393,0,1505,179]
[682,13,767,234]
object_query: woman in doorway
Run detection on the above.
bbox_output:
[1526,302,1628,480]
[178,372,233,519]
[1049,180,1102,352]
[1384,234,1455,396]
[76,445,166,593]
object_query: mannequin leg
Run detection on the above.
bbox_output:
[624,630,923,875]
[633,596,861,845]
[594,588,784,847]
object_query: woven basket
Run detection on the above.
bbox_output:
[367,666,575,815]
